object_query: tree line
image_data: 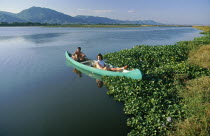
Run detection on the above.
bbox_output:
[0,22,59,26]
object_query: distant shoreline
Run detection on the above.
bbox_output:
[0,22,192,28]
[44,24,193,28]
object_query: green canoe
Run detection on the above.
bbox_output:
[66,60,102,80]
[65,51,142,79]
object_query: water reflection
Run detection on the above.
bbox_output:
[71,67,104,88]
[66,60,102,79]
[23,33,66,44]
[67,60,104,88]
[96,79,104,88]
[0,33,66,44]
[72,68,82,78]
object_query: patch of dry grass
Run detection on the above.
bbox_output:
[188,45,210,69]
[193,26,210,32]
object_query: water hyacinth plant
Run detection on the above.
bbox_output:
[103,26,210,136]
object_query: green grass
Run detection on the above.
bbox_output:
[170,26,210,136]
[170,76,210,136]
[102,26,210,135]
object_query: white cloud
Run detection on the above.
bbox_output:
[77,9,87,11]
[128,10,135,13]
[77,8,112,14]
[93,10,112,13]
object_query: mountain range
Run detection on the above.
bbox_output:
[0,7,163,25]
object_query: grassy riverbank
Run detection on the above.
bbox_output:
[103,26,210,136]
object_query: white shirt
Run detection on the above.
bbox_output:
[97,60,105,68]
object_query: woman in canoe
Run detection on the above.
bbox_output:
[96,53,128,71]
[72,47,86,62]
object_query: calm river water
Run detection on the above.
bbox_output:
[0,26,202,136]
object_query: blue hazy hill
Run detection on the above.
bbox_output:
[0,7,163,25]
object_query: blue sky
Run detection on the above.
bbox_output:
[1,0,210,25]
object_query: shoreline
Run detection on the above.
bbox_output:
[44,24,192,28]
[0,24,192,28]
[102,26,210,135]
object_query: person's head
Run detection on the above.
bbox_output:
[77,47,81,52]
[97,53,103,60]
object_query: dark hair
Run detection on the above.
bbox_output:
[97,53,103,60]
[77,47,81,50]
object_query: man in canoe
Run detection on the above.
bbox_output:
[96,53,128,71]
[72,47,86,62]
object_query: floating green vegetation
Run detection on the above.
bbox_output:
[102,26,210,136]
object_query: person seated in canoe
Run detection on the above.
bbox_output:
[72,47,86,62]
[96,53,128,71]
